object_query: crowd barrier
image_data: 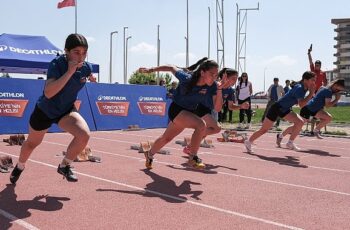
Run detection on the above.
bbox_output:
[0,78,169,134]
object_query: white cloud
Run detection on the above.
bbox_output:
[85,37,96,43]
[173,52,197,63]
[262,55,297,67]
[130,42,156,54]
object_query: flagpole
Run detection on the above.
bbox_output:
[75,0,78,33]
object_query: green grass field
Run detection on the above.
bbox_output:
[223,106,350,124]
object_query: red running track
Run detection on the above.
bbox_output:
[0,128,349,229]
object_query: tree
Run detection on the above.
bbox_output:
[129,71,172,87]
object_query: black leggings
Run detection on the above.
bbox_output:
[238,97,252,123]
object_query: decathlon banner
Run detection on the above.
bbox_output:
[0,78,44,134]
[86,83,169,130]
[0,78,96,134]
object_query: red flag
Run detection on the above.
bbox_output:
[57,0,75,9]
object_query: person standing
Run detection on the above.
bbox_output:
[237,72,253,129]
[308,45,327,92]
[261,78,285,127]
[284,80,291,94]
[10,34,96,184]
[308,45,328,134]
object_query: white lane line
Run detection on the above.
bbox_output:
[19,138,350,197]
[0,209,40,230]
[95,130,350,153]
[86,136,350,174]
[0,152,303,230]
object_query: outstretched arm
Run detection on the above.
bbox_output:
[308,46,314,70]
[138,65,179,75]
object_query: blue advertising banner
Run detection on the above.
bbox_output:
[0,78,96,134]
[85,83,168,130]
[0,78,44,134]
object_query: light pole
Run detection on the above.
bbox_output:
[125,36,132,84]
[186,0,189,67]
[109,31,118,84]
[264,67,267,92]
[208,7,210,58]
[123,26,128,84]
[157,25,160,83]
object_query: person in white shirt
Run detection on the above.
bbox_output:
[236,72,253,129]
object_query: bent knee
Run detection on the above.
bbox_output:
[76,130,90,143]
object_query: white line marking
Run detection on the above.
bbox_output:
[0,209,40,230]
[14,136,350,197]
[85,135,350,174]
[0,152,303,230]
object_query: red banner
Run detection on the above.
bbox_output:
[96,102,130,116]
[137,102,166,116]
[0,99,28,117]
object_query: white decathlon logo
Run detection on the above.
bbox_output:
[0,45,8,52]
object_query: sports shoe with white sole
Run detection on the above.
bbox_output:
[276,133,283,147]
[314,130,323,139]
[286,142,301,151]
[244,139,254,153]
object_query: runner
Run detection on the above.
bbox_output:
[244,71,316,153]
[10,34,96,183]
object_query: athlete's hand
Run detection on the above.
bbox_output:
[68,60,84,74]
[88,74,97,83]
[308,84,316,95]
[335,93,341,100]
[138,67,153,74]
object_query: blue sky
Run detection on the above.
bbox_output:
[2,0,349,92]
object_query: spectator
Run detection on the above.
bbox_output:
[159,78,166,87]
[262,77,285,127]
[167,81,177,100]
[219,87,235,123]
[308,45,327,92]
[284,80,291,94]
[237,72,253,129]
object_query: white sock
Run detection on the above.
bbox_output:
[60,157,73,167]
[17,162,25,170]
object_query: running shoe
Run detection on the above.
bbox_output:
[244,139,254,153]
[276,133,283,147]
[57,164,78,182]
[10,165,24,184]
[188,155,205,169]
[286,142,301,151]
[314,130,323,139]
[144,152,153,169]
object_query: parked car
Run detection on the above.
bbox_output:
[251,91,268,100]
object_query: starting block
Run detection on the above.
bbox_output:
[130,141,170,155]
[217,130,247,143]
[122,125,145,131]
[3,134,25,146]
[175,137,214,148]
[175,137,191,146]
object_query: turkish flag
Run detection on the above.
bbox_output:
[57,0,75,9]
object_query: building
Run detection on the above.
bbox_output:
[332,18,350,91]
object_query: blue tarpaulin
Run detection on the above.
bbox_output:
[0,33,99,74]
